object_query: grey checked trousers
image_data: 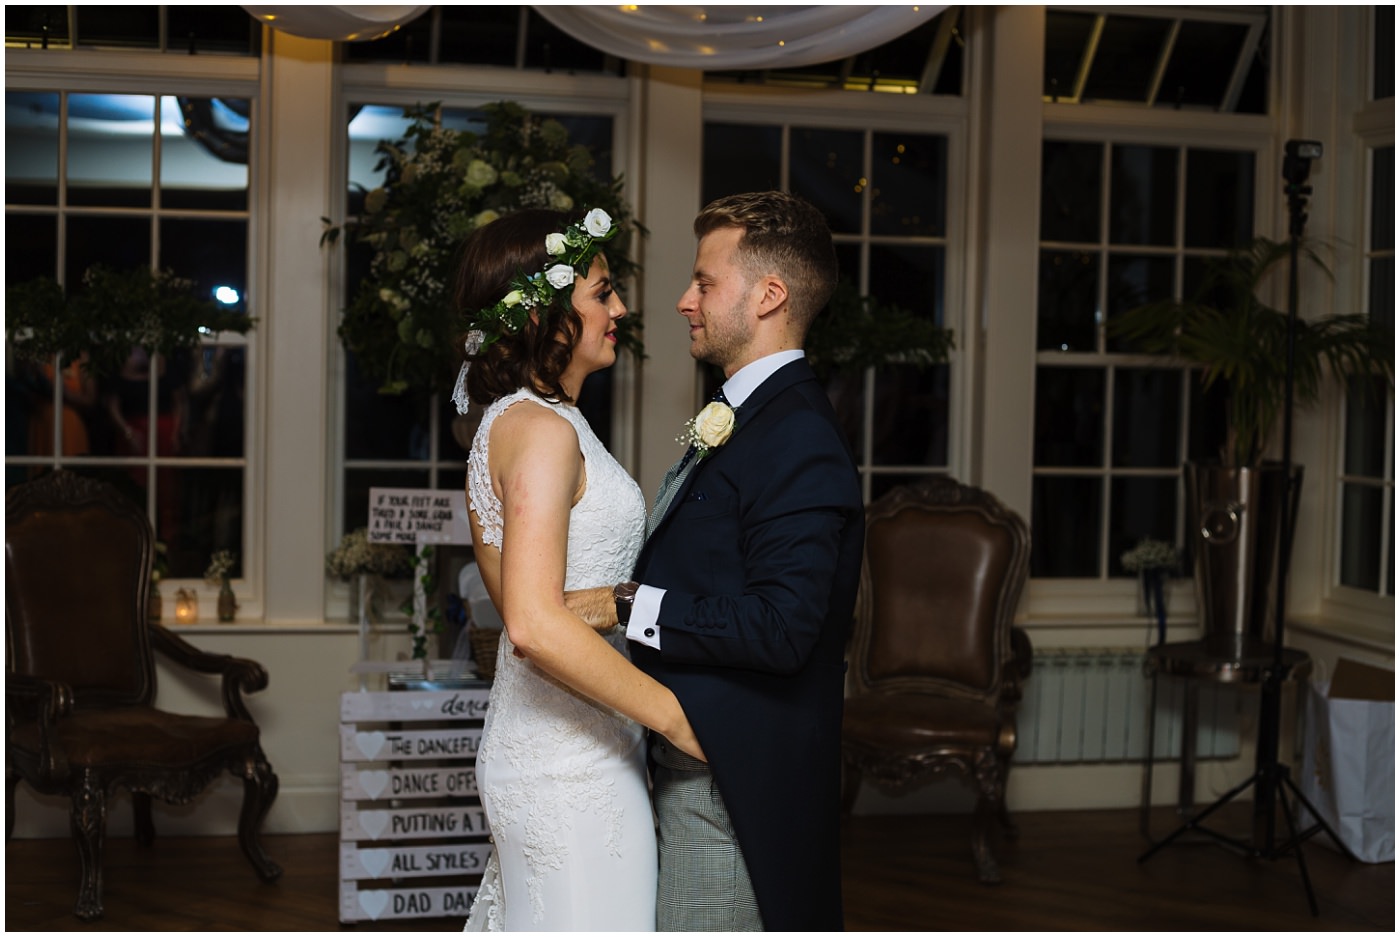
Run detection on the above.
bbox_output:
[651,736,763,931]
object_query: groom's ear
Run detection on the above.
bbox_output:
[754,275,789,319]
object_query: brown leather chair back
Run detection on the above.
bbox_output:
[6,471,155,708]
[850,476,1029,703]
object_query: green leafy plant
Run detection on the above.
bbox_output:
[1109,237,1392,468]
[324,101,642,398]
[804,280,955,380]
[399,544,443,661]
[6,265,254,375]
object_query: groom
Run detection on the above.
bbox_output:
[580,191,864,930]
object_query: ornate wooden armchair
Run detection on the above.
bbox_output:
[842,476,1032,884]
[5,470,281,920]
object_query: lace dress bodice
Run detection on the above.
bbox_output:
[464,389,652,931]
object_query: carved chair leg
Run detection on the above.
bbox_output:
[996,753,1019,839]
[237,749,283,883]
[840,758,862,815]
[132,792,155,847]
[70,770,107,921]
[972,752,1003,885]
[971,794,1002,885]
[6,767,16,840]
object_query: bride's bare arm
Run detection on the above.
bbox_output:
[485,405,704,761]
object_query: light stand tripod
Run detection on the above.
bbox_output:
[1138,140,1357,916]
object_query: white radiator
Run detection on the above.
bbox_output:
[1011,648,1241,764]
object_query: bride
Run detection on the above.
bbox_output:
[453,207,702,931]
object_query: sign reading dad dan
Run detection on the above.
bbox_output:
[367,487,470,545]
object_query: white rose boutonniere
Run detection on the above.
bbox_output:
[678,400,736,457]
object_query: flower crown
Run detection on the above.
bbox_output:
[452,208,618,413]
[466,208,617,353]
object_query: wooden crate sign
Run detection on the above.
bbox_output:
[339,882,479,922]
[340,841,493,880]
[341,764,479,801]
[339,724,483,762]
[341,688,490,723]
[339,684,491,924]
[340,802,490,842]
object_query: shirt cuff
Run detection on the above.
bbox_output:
[625,584,664,650]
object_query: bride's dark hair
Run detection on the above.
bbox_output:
[455,209,584,406]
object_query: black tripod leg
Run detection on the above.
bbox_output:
[1274,780,1320,916]
[1282,771,1361,862]
[1138,768,1256,862]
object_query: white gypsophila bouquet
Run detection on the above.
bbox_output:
[324,101,638,397]
[1120,538,1179,574]
[204,549,237,585]
[326,528,415,581]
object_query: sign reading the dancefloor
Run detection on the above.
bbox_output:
[366,487,470,545]
[340,725,483,762]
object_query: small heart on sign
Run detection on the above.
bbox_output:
[359,770,389,800]
[355,731,386,760]
[360,848,390,878]
[358,890,389,920]
[360,810,389,840]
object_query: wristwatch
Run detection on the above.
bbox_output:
[613,580,641,626]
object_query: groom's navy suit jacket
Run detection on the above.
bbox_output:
[631,357,864,932]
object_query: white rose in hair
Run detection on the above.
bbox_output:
[545,264,575,289]
[545,233,567,255]
[583,209,612,238]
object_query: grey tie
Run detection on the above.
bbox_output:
[646,388,729,537]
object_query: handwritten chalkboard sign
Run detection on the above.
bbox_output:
[339,685,491,923]
[366,487,471,545]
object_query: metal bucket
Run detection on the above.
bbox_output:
[1184,462,1302,660]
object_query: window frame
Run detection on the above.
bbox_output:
[5,48,266,615]
[1317,118,1394,636]
[700,87,974,497]
[1025,108,1276,622]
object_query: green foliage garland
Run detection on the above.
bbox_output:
[325,102,641,398]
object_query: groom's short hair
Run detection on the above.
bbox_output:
[694,191,837,331]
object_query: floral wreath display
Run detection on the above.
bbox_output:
[326,101,640,397]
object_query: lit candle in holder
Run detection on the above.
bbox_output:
[174,588,198,624]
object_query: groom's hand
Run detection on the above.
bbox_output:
[563,585,619,631]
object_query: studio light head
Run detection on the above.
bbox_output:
[1283,139,1323,186]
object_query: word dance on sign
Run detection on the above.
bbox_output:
[341,689,490,723]
[341,764,479,801]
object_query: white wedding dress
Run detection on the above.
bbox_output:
[464,389,655,932]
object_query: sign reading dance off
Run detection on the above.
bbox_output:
[367,487,470,545]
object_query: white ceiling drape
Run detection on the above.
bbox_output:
[241,5,430,42]
[242,5,946,67]
[532,5,946,70]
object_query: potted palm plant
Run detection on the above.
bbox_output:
[1109,236,1392,656]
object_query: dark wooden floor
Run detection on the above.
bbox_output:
[6,805,1393,931]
